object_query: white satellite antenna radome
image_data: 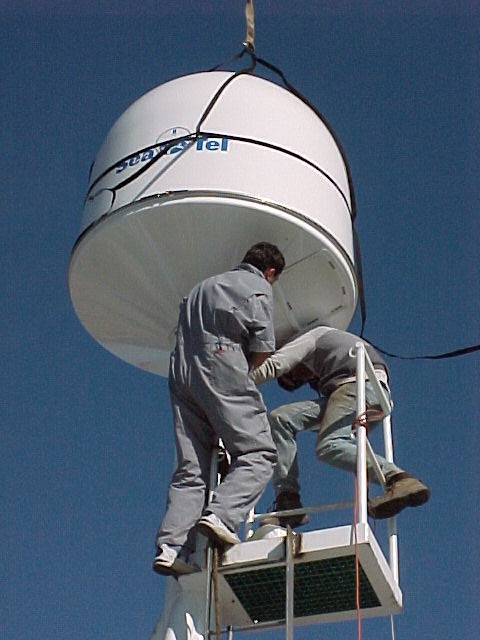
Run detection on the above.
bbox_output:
[68,71,358,375]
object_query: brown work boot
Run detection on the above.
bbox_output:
[368,472,430,519]
[261,491,309,528]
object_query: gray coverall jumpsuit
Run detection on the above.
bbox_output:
[156,263,278,554]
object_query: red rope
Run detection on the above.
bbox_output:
[351,410,369,435]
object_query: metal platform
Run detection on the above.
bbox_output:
[180,523,402,632]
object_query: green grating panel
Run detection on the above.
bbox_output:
[223,555,381,623]
[294,556,380,617]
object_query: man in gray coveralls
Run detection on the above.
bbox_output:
[251,326,430,527]
[153,242,285,576]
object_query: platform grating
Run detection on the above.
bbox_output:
[223,555,381,623]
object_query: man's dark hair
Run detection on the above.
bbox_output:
[242,242,285,275]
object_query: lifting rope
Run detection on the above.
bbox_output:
[243,0,255,52]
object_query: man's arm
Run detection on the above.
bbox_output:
[250,351,273,369]
[246,287,276,358]
[250,330,318,385]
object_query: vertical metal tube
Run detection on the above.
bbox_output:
[382,414,394,462]
[285,526,295,640]
[355,342,368,524]
[244,508,255,540]
[204,441,220,639]
[388,516,399,584]
[383,415,399,582]
[204,549,212,640]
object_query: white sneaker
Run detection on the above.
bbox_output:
[152,544,198,576]
[197,513,241,547]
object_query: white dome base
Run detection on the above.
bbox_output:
[68,192,357,376]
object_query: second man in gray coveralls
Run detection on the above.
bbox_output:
[153,242,285,576]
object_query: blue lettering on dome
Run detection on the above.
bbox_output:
[115,133,229,173]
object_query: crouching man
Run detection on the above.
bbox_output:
[251,326,430,526]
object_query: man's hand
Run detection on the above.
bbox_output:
[250,357,278,385]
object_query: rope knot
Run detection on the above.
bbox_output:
[351,411,369,434]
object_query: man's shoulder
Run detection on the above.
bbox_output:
[225,264,270,291]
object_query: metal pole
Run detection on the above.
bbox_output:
[363,350,391,416]
[383,415,399,583]
[244,508,255,540]
[204,440,220,639]
[355,342,368,524]
[285,526,295,640]
[382,414,394,462]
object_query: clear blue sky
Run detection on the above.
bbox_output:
[2,2,479,639]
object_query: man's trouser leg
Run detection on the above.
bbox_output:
[156,390,215,553]
[268,399,325,495]
[315,382,403,482]
[204,401,277,532]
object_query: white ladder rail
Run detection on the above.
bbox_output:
[353,342,399,583]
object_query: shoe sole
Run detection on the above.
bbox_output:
[152,559,198,577]
[369,487,430,519]
[281,514,309,528]
[152,561,180,577]
[260,515,282,526]
[196,520,240,547]
[261,514,309,528]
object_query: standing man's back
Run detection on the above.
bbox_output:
[177,260,276,362]
[154,242,285,576]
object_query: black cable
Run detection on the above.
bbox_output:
[83,47,479,363]
[201,51,480,362]
[86,128,353,219]
[352,227,367,338]
[85,51,353,219]
[83,47,364,347]
[207,46,248,72]
[86,134,197,202]
[371,342,480,361]
[195,66,256,133]
[252,52,358,223]
[86,46,255,203]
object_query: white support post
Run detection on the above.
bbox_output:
[355,342,368,524]
[382,414,394,463]
[244,508,255,540]
[383,414,399,583]
[285,527,295,640]
[203,440,221,638]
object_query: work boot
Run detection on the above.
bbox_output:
[368,472,430,519]
[261,491,309,528]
